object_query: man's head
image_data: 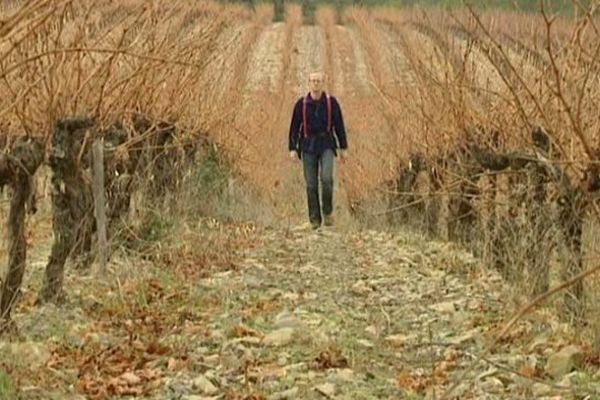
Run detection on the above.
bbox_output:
[308,72,325,95]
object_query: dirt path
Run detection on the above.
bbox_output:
[2,217,595,399]
[148,224,576,400]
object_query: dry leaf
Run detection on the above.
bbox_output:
[314,346,349,369]
[519,365,539,379]
[233,324,263,338]
[248,363,286,381]
[146,341,171,355]
[397,370,431,394]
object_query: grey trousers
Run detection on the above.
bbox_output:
[302,149,334,225]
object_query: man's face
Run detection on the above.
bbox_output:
[308,73,324,94]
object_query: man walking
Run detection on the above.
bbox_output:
[288,72,348,229]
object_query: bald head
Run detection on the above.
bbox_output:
[308,72,325,97]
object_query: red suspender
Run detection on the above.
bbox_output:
[302,95,309,138]
[302,93,333,138]
[326,93,332,134]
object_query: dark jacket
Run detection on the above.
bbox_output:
[288,92,348,156]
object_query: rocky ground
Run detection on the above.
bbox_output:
[2,219,599,399]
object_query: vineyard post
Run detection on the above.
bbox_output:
[92,137,107,271]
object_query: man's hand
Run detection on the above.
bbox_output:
[289,150,297,160]
[338,149,347,161]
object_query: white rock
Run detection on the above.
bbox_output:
[281,292,300,301]
[429,300,457,314]
[271,387,299,400]
[351,280,370,295]
[364,325,378,338]
[303,292,318,300]
[557,371,585,387]
[263,328,295,347]
[314,382,336,398]
[506,354,525,368]
[333,368,354,382]
[277,353,289,366]
[385,334,410,347]
[545,345,582,378]
[531,383,551,397]
[307,371,319,381]
[275,311,303,329]
[192,375,218,394]
[557,374,573,388]
[480,377,504,393]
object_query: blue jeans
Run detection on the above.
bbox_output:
[302,149,334,225]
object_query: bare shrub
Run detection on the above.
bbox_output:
[0,0,265,318]
[370,2,600,328]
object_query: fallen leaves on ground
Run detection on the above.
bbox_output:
[233,324,264,338]
[160,222,262,280]
[397,369,432,394]
[48,337,185,400]
[519,365,541,379]
[5,219,600,399]
[314,345,349,370]
[581,343,600,367]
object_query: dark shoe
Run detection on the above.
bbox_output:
[310,221,321,230]
[323,214,334,226]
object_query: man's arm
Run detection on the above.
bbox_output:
[288,99,303,152]
[331,97,347,150]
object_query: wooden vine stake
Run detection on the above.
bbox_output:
[92,138,108,272]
